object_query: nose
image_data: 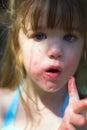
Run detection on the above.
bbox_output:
[48,40,63,59]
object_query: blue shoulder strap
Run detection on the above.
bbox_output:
[61,93,69,118]
[2,83,23,127]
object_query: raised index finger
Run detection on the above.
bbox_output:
[68,76,79,104]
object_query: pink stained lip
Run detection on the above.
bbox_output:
[44,66,62,79]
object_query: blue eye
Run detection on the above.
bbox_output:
[63,34,77,42]
[33,33,47,41]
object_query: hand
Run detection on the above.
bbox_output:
[58,76,87,130]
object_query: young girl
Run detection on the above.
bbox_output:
[0,0,87,130]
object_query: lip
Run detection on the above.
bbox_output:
[44,65,62,79]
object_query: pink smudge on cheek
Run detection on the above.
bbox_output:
[33,61,39,68]
[32,52,43,75]
[31,61,42,75]
[32,49,42,70]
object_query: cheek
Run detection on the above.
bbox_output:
[31,60,41,74]
[67,57,78,67]
[29,48,44,75]
[66,52,82,75]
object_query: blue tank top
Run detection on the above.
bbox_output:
[1,86,69,130]
[2,83,23,130]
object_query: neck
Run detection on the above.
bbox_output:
[39,86,68,116]
[24,78,68,117]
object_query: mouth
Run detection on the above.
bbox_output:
[44,66,61,79]
[46,68,60,73]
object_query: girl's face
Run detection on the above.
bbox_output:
[18,21,84,93]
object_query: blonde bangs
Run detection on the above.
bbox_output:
[19,0,86,35]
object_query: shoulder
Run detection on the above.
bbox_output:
[0,88,15,110]
[0,88,15,105]
[0,88,15,126]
